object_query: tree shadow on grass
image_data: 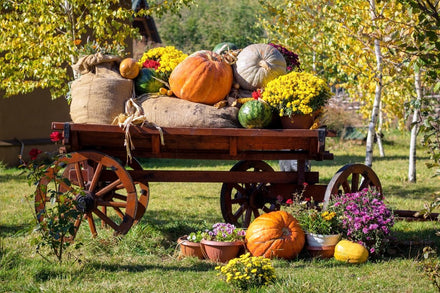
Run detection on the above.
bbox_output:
[87,259,216,274]
[384,223,440,260]
[386,183,438,201]
[136,209,221,241]
[33,260,216,282]
[0,224,30,237]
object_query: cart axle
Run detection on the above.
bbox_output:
[76,192,95,213]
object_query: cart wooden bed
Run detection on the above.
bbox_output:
[35,122,392,239]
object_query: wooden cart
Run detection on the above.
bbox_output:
[35,122,384,239]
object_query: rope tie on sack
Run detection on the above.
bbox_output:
[113,88,164,164]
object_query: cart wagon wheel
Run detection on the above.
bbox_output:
[124,158,149,223]
[35,151,138,240]
[62,158,149,224]
[220,160,279,228]
[323,163,382,208]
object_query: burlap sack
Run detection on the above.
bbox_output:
[70,53,133,124]
[140,95,239,128]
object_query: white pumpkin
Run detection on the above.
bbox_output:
[234,43,287,91]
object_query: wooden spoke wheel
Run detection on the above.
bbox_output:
[35,151,139,240]
[220,160,279,228]
[125,158,149,223]
[63,159,150,224]
[323,163,382,208]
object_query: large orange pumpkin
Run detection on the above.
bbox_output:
[169,50,233,105]
[245,211,305,259]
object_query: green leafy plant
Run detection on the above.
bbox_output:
[77,39,126,57]
[216,252,276,290]
[22,132,81,263]
[420,247,440,291]
[277,183,342,235]
[298,208,342,235]
[186,230,204,243]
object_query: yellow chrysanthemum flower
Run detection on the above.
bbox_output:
[262,71,332,117]
[138,46,187,81]
[215,253,276,290]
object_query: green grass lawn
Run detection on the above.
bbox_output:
[1,129,439,292]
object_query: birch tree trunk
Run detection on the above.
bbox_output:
[408,67,422,182]
[376,99,385,157]
[365,0,383,168]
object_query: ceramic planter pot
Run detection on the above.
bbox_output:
[178,236,205,259]
[200,239,244,263]
[305,233,341,259]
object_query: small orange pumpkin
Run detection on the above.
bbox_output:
[245,211,305,259]
[169,50,233,105]
[119,58,140,79]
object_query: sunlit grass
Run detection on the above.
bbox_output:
[1,129,439,292]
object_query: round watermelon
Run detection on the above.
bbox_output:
[213,42,238,54]
[238,100,273,129]
[134,68,163,95]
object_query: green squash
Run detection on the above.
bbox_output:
[213,42,238,54]
[134,68,163,95]
[238,100,273,129]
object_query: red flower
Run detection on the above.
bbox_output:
[50,131,63,142]
[303,182,308,187]
[285,198,293,205]
[142,59,160,70]
[251,89,262,100]
[29,148,42,160]
[304,197,311,202]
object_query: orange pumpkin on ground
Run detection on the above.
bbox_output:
[169,50,233,105]
[245,211,305,259]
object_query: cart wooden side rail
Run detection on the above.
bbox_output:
[34,122,395,240]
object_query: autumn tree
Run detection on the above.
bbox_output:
[259,0,416,167]
[0,0,193,99]
[399,0,440,178]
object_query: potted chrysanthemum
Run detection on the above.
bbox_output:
[261,71,332,129]
[298,207,343,258]
[278,190,342,258]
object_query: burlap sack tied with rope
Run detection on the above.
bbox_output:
[140,95,240,128]
[70,53,133,124]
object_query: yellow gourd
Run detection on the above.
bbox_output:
[334,240,369,264]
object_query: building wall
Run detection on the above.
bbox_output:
[0,89,70,166]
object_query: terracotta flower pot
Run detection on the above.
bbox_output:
[200,239,244,263]
[178,236,205,259]
[280,111,319,129]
